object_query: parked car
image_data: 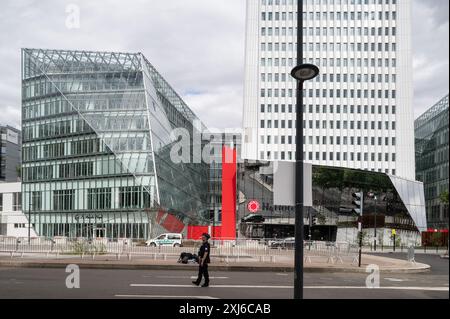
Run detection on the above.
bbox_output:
[269,237,295,249]
[146,233,183,247]
[241,214,265,223]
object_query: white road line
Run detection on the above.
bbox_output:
[306,286,449,291]
[115,294,218,299]
[148,276,229,279]
[384,278,407,282]
[130,284,449,291]
[131,284,292,289]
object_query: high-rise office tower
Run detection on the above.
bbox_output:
[242,0,415,180]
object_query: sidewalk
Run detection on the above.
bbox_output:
[0,253,430,274]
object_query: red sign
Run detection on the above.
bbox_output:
[247,200,260,213]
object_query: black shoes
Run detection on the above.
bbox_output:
[192,281,209,287]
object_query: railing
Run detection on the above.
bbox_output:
[0,236,359,264]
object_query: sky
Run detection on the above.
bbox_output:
[0,0,448,130]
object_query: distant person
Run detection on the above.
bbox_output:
[192,233,211,287]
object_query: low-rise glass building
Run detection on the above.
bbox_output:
[238,161,426,246]
[21,48,209,239]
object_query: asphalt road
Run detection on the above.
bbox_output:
[0,255,448,299]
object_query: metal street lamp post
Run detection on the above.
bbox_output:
[374,196,377,251]
[291,0,320,300]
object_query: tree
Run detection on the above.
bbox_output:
[439,190,449,205]
[16,165,21,181]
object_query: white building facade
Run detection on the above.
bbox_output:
[0,182,37,237]
[242,0,415,180]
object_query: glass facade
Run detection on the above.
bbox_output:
[415,94,449,230]
[21,48,208,240]
[0,125,21,182]
[238,161,426,244]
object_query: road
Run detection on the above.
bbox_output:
[0,255,447,299]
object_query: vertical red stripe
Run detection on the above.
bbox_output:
[221,145,237,240]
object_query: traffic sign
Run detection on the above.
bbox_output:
[247,200,260,213]
[392,229,396,236]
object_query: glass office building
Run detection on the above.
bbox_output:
[415,94,449,230]
[0,125,21,183]
[21,48,209,239]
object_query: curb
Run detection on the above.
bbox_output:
[0,260,431,274]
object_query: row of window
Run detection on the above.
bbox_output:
[28,187,152,211]
[23,119,93,140]
[261,135,397,146]
[262,56,396,68]
[23,94,147,121]
[260,119,396,130]
[261,104,396,114]
[22,157,151,182]
[262,73,396,85]
[22,74,143,100]
[260,150,397,167]
[262,11,396,22]
[262,0,397,7]
[261,88,397,99]
[262,26,396,38]
[23,139,102,161]
[262,42,396,54]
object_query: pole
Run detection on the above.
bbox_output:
[393,233,396,252]
[358,221,362,267]
[358,190,363,267]
[28,192,31,244]
[294,0,304,300]
[374,196,377,251]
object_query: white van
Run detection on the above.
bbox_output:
[146,233,183,247]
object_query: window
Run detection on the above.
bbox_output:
[53,190,74,211]
[88,188,112,210]
[32,191,41,211]
[13,193,21,211]
[119,186,141,209]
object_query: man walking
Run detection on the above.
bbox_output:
[192,233,211,287]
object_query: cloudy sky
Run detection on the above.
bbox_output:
[0,0,448,130]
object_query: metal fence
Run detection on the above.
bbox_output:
[0,236,359,264]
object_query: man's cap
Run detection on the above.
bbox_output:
[202,233,211,239]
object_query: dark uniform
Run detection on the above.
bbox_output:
[195,241,211,286]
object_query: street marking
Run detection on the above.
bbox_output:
[130,284,449,291]
[276,273,289,276]
[115,294,218,299]
[305,286,449,291]
[384,278,407,282]
[131,284,292,289]
[148,276,229,279]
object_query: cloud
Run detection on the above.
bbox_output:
[412,0,449,118]
[0,0,448,129]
